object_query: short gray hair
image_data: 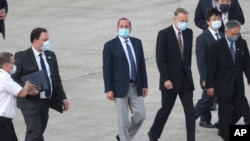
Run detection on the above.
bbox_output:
[225,20,241,31]
[174,7,188,16]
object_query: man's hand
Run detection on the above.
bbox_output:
[164,80,173,90]
[0,9,6,20]
[106,91,114,100]
[25,81,39,95]
[142,88,148,97]
[62,99,69,111]
[206,88,214,97]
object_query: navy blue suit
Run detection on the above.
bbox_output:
[194,29,223,123]
[103,36,148,98]
[194,0,244,32]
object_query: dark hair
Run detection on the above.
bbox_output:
[205,8,221,21]
[30,27,47,43]
[174,7,188,16]
[0,52,13,68]
[117,17,132,27]
[225,20,241,31]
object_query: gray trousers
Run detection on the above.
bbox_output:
[114,82,146,141]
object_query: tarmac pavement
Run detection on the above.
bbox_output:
[1,0,250,141]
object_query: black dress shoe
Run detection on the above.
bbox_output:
[199,121,215,128]
[116,135,120,141]
[214,121,219,129]
[148,131,158,141]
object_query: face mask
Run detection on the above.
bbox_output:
[42,40,50,51]
[177,22,187,31]
[227,35,239,43]
[10,65,16,75]
[220,4,230,13]
[211,20,222,30]
[118,28,130,38]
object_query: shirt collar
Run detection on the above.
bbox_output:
[0,69,10,77]
[32,46,43,57]
[118,36,131,44]
[208,27,219,36]
[173,23,180,34]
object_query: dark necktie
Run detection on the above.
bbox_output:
[125,40,136,81]
[39,53,51,97]
[230,42,235,64]
[215,33,219,40]
[177,31,184,58]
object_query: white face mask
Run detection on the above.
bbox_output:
[211,20,222,30]
[177,22,188,31]
[10,65,16,75]
[42,40,50,51]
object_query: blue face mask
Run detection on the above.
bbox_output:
[118,28,130,38]
[42,41,50,51]
[177,22,187,31]
[227,35,239,43]
[211,20,222,30]
[10,65,16,75]
[220,4,230,13]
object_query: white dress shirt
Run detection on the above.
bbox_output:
[32,47,53,99]
[0,69,22,118]
[118,36,137,79]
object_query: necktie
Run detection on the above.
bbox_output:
[125,40,136,81]
[177,31,184,58]
[230,42,235,64]
[39,53,51,97]
[215,33,219,40]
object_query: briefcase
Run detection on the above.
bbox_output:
[20,70,49,91]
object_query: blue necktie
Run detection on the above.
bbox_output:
[39,53,51,97]
[125,40,136,81]
[230,42,235,64]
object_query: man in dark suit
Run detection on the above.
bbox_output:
[103,18,148,141]
[12,27,69,141]
[0,0,8,39]
[148,8,195,141]
[194,8,223,128]
[194,0,244,32]
[206,20,250,141]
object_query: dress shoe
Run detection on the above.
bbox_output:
[214,121,219,129]
[199,121,215,128]
[148,131,158,141]
[116,135,120,141]
[217,129,221,137]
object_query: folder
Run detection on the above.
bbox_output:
[20,70,49,91]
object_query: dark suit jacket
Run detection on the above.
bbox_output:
[156,25,194,93]
[12,48,67,113]
[194,0,244,31]
[0,0,8,39]
[196,29,224,86]
[206,37,250,98]
[103,36,148,98]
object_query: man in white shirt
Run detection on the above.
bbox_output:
[0,52,38,141]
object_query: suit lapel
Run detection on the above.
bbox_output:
[130,38,139,63]
[222,38,235,65]
[27,48,39,71]
[170,26,182,58]
[116,37,127,59]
